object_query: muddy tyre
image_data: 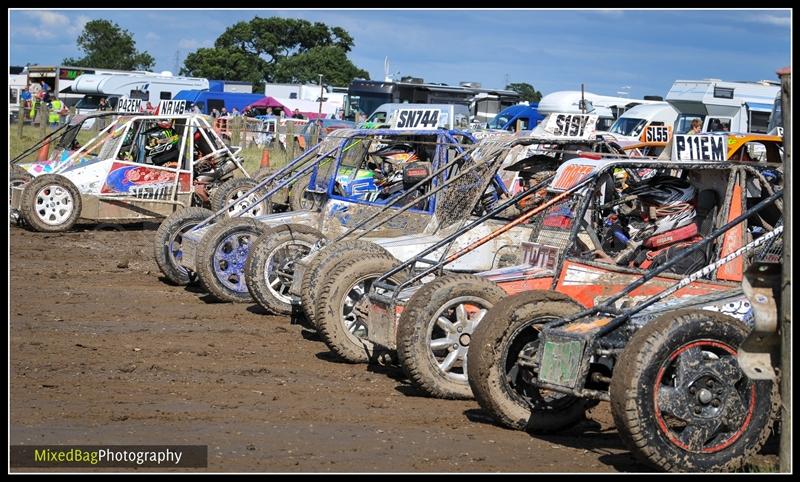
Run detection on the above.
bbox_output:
[196,217,270,302]
[154,207,214,285]
[20,174,82,232]
[468,291,592,432]
[609,309,779,472]
[289,173,321,211]
[10,165,32,188]
[245,224,324,315]
[316,252,406,363]
[397,274,507,400]
[300,240,391,327]
[209,177,272,218]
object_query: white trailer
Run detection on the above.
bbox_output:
[9,73,27,121]
[665,79,779,134]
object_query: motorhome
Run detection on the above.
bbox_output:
[71,71,209,115]
[537,90,663,131]
[345,78,519,123]
[263,82,347,111]
[665,79,779,134]
[600,102,679,143]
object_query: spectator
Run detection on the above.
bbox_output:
[221,107,228,117]
[20,88,32,111]
[98,97,110,111]
[48,96,63,127]
[211,108,220,118]
[40,80,51,94]
[192,103,202,114]
[231,107,240,117]
[688,118,702,135]
[292,108,305,119]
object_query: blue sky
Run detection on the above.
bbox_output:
[9,9,792,99]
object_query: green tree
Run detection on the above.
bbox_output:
[506,82,542,103]
[179,48,269,86]
[181,16,367,88]
[63,19,154,70]
[273,46,369,86]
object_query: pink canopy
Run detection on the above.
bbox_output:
[244,96,327,120]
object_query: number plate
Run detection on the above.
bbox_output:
[537,337,585,388]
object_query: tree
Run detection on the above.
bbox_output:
[179,48,269,86]
[506,82,542,103]
[273,46,369,86]
[181,16,367,88]
[63,20,154,70]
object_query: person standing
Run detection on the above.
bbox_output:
[48,96,63,127]
[291,108,305,119]
[98,97,109,111]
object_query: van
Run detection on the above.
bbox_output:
[665,79,779,134]
[538,91,662,131]
[601,102,679,143]
[486,104,544,132]
[364,103,470,130]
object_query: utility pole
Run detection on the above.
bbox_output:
[778,66,791,473]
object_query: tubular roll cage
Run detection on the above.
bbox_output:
[10,112,251,197]
[542,189,783,344]
[189,128,493,232]
[335,134,619,242]
[368,159,783,308]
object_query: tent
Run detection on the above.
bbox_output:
[244,96,337,119]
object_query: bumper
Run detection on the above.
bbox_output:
[179,226,210,273]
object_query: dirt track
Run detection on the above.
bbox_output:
[8,224,776,472]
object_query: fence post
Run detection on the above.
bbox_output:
[287,121,296,160]
[17,105,25,138]
[40,103,49,137]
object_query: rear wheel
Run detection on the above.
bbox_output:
[20,174,82,232]
[468,291,592,432]
[196,217,270,302]
[300,240,391,327]
[610,309,779,472]
[244,225,324,315]
[315,252,405,363]
[209,177,272,217]
[289,173,321,211]
[153,207,213,285]
[397,274,507,399]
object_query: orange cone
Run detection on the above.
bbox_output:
[260,149,270,168]
[37,140,50,162]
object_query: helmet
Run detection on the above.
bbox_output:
[625,177,697,235]
[157,120,173,129]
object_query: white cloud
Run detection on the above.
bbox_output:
[177,38,213,50]
[13,25,56,40]
[749,13,791,27]
[23,10,70,27]
[145,32,161,42]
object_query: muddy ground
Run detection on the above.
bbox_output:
[9,224,778,472]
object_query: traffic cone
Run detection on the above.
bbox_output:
[260,149,270,168]
[37,140,50,162]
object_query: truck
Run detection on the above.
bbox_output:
[665,79,780,134]
[26,65,125,107]
[172,89,266,115]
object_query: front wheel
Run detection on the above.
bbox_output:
[209,177,272,217]
[315,252,406,363]
[610,309,779,472]
[244,225,323,315]
[153,207,213,285]
[468,291,592,432]
[196,217,270,302]
[397,274,507,400]
[19,174,82,232]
